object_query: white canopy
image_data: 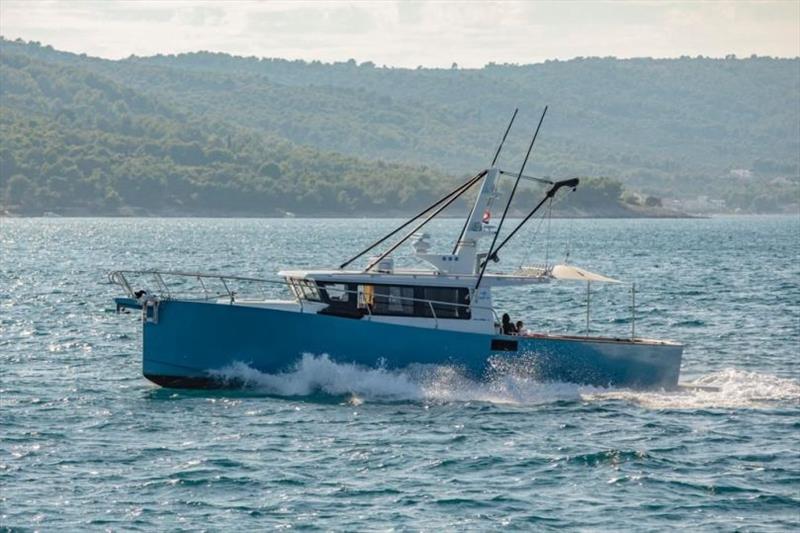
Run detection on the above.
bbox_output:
[550,264,621,283]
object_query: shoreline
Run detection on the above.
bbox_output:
[3,207,796,220]
[0,212,800,220]
[1,210,702,219]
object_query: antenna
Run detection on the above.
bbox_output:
[451,108,518,254]
[475,105,548,290]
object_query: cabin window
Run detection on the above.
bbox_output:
[353,284,471,320]
[302,281,321,301]
[374,285,414,315]
[321,283,350,303]
[287,278,302,300]
[317,282,362,318]
[420,287,471,319]
[290,279,321,302]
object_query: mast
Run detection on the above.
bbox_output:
[452,108,518,254]
[475,106,548,289]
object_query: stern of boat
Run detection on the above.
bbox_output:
[498,334,683,389]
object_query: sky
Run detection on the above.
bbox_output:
[1,0,798,67]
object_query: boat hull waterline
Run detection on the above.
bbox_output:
[133,300,683,390]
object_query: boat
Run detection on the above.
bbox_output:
[110,108,683,390]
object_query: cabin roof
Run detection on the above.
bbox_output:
[277,269,550,287]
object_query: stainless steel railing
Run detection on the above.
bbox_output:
[109,270,500,329]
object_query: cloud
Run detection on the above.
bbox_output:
[0,0,797,66]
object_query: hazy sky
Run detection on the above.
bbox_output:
[1,0,798,67]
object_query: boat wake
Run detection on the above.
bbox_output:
[213,354,589,405]
[213,354,800,409]
[587,368,800,409]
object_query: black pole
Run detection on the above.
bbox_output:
[452,108,519,255]
[491,108,518,166]
[475,106,548,289]
[339,170,487,269]
[365,170,487,272]
[484,178,579,263]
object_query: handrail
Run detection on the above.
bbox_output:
[220,277,233,304]
[111,269,291,286]
[109,269,500,324]
[155,272,170,299]
[109,271,134,296]
[428,301,438,329]
[197,275,208,300]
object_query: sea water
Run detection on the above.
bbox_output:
[1,216,798,530]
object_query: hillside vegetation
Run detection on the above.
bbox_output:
[1,38,798,215]
[0,50,448,215]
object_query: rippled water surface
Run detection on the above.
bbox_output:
[1,216,799,530]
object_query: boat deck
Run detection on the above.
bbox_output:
[516,332,682,347]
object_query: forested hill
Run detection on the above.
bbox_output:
[135,52,799,181]
[1,38,798,215]
[0,45,449,216]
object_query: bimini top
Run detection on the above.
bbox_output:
[548,264,620,283]
[513,265,620,283]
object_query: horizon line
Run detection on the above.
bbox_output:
[3,35,799,70]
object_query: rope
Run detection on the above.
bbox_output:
[517,198,551,269]
[517,187,575,269]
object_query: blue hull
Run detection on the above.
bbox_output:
[136,301,683,388]
[137,300,682,390]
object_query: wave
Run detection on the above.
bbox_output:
[212,355,800,409]
[213,355,422,400]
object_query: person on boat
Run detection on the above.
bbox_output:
[501,313,517,335]
[516,320,525,336]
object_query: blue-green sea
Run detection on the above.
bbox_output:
[1,216,799,531]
